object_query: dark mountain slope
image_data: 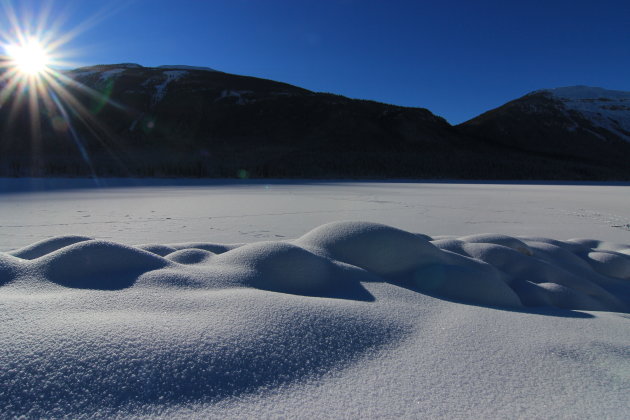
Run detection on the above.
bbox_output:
[458,87,630,179]
[1,65,628,179]
[0,64,495,178]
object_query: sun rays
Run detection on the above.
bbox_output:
[5,38,51,76]
[0,1,133,179]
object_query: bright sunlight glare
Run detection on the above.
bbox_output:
[5,38,51,76]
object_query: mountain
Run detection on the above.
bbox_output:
[0,63,629,179]
[0,63,480,178]
[458,86,630,179]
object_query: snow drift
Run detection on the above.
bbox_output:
[1,221,629,418]
[3,221,629,312]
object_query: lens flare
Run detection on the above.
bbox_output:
[0,1,133,181]
[5,38,51,76]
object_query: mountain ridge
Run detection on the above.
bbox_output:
[1,62,629,179]
[459,86,630,177]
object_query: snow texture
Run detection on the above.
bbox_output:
[1,181,629,419]
[542,86,630,142]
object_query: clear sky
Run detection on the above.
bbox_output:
[2,0,629,124]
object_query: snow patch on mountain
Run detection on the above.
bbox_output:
[157,65,217,72]
[152,70,188,104]
[217,89,254,105]
[67,64,141,82]
[99,68,125,82]
[66,70,98,80]
[545,86,630,101]
[542,86,630,142]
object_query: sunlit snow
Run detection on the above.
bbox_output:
[1,180,629,419]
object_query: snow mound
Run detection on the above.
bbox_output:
[9,235,92,259]
[35,240,169,289]
[295,221,445,277]
[2,221,630,418]
[2,221,629,312]
[457,233,534,256]
[587,251,630,279]
[165,248,215,264]
[215,241,344,296]
[0,253,21,286]
[137,243,178,256]
[0,286,404,418]
[411,257,522,307]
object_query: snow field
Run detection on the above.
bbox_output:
[1,182,629,418]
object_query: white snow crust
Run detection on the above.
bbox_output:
[543,86,630,141]
[1,181,629,419]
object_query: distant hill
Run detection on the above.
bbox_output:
[0,64,629,179]
[458,86,630,179]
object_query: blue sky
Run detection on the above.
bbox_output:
[2,0,629,123]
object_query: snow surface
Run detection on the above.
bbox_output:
[3,179,629,250]
[1,180,629,418]
[543,86,630,142]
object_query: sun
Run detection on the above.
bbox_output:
[5,38,51,76]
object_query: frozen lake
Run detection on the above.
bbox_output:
[1,179,629,251]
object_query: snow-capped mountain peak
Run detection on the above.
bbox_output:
[537,86,630,142]
[541,85,630,101]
